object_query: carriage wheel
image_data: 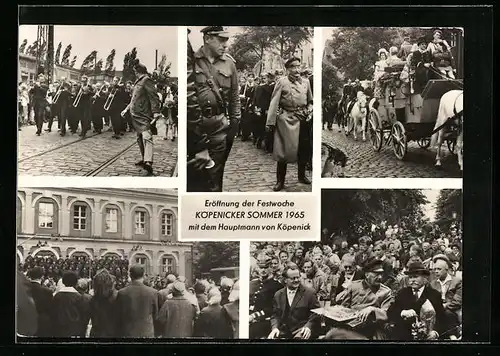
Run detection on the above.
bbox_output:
[447,139,456,154]
[391,121,408,160]
[417,138,431,149]
[369,109,383,152]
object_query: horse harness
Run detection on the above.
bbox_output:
[430,91,463,136]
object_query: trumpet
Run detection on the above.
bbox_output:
[72,86,83,107]
[103,80,123,111]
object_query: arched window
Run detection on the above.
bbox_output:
[17,197,22,233]
[35,198,59,235]
[132,207,150,241]
[102,204,122,239]
[70,201,92,237]
[159,254,177,275]
[160,210,175,241]
[132,253,151,275]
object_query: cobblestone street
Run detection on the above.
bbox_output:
[224,137,312,192]
[321,125,462,178]
[18,125,177,177]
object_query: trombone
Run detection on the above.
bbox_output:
[72,86,83,107]
[52,82,64,104]
[92,82,109,104]
[103,79,123,111]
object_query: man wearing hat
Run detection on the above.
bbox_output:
[429,254,462,339]
[74,75,94,138]
[387,260,446,340]
[120,62,161,176]
[329,258,394,340]
[249,253,284,338]
[427,29,455,79]
[266,56,313,191]
[157,281,197,338]
[187,26,241,192]
[30,73,50,136]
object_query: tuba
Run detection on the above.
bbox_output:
[103,79,122,111]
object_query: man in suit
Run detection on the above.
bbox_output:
[331,259,364,303]
[372,241,395,288]
[28,266,54,337]
[17,270,38,337]
[429,254,462,339]
[268,263,320,339]
[115,265,159,338]
[354,236,374,270]
[388,261,446,340]
[121,63,162,176]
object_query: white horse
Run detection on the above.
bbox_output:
[430,89,463,171]
[349,91,368,141]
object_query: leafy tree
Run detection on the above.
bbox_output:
[80,50,97,74]
[434,189,462,230]
[105,49,116,74]
[268,26,312,58]
[69,55,77,68]
[19,39,27,54]
[26,40,38,56]
[61,44,72,66]
[228,27,274,71]
[321,189,429,245]
[122,47,138,82]
[54,42,62,65]
[192,242,239,278]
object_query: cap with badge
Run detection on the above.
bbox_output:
[284,56,301,69]
[201,26,230,39]
[363,258,385,273]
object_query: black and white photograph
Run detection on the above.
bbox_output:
[321,27,463,178]
[16,187,239,339]
[249,189,463,340]
[18,26,178,177]
[187,26,314,192]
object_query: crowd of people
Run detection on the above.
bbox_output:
[249,221,463,340]
[17,260,239,339]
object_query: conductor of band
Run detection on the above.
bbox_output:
[121,62,161,176]
[266,57,313,191]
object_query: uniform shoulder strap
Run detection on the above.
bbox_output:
[196,57,225,107]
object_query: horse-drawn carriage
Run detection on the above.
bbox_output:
[367,67,463,166]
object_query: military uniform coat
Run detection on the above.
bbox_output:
[266,76,313,163]
[129,74,161,134]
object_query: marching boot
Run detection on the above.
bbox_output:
[298,161,311,184]
[273,162,286,191]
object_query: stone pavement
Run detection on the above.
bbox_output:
[17,125,177,177]
[223,137,312,192]
[321,126,462,178]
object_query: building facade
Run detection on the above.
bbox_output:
[19,53,83,83]
[16,188,192,281]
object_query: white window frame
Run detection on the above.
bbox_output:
[134,211,146,235]
[73,204,87,231]
[105,207,118,233]
[39,202,54,229]
[161,213,173,237]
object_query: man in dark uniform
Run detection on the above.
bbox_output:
[240,73,256,142]
[253,72,275,150]
[75,75,93,138]
[30,74,49,136]
[108,76,127,138]
[187,26,241,192]
[249,254,284,339]
[121,63,161,176]
[55,79,72,137]
[91,82,107,134]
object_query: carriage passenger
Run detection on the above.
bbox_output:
[373,49,388,98]
[427,30,455,79]
[410,37,433,93]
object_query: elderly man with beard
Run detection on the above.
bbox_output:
[266,56,313,191]
[388,261,446,340]
[249,254,284,339]
[326,259,394,340]
[429,254,462,339]
[268,263,320,339]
